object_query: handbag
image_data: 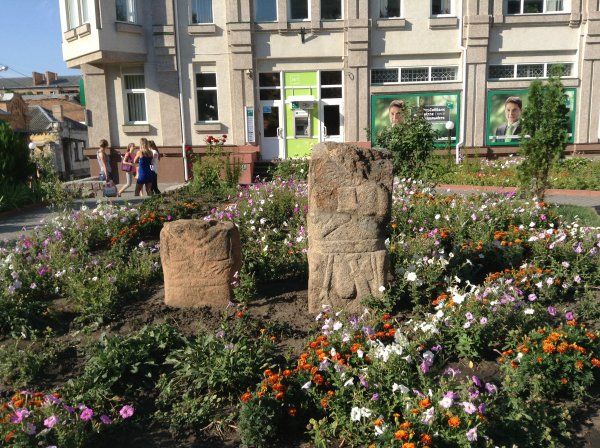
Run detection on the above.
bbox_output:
[103,181,118,197]
[121,153,133,172]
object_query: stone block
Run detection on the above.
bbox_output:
[160,219,241,308]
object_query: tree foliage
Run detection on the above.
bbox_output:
[518,72,570,199]
[373,108,437,178]
[0,120,35,184]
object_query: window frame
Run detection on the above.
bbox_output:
[123,72,148,125]
[287,0,310,21]
[195,72,219,123]
[65,0,90,30]
[505,0,567,15]
[258,72,283,101]
[379,0,402,19]
[254,0,278,22]
[320,0,343,21]
[191,0,214,24]
[370,66,459,85]
[116,0,137,24]
[488,62,574,80]
[431,0,454,17]
[319,70,343,99]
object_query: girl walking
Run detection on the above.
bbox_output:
[118,143,136,197]
[134,138,155,196]
[149,140,161,194]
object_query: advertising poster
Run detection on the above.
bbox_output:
[486,88,576,146]
[370,92,461,147]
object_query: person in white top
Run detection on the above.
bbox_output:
[149,140,161,194]
[97,139,111,181]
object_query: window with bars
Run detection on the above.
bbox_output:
[432,0,452,15]
[196,73,219,121]
[192,0,213,24]
[489,63,573,79]
[321,71,342,98]
[124,74,147,123]
[371,69,399,84]
[321,0,342,19]
[401,68,429,83]
[371,66,458,84]
[380,0,401,18]
[255,0,277,22]
[259,72,281,100]
[116,0,136,23]
[66,0,89,29]
[507,0,564,14]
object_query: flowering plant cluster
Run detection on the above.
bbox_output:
[0,391,134,447]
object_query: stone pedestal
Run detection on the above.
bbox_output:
[160,219,241,308]
[307,142,393,313]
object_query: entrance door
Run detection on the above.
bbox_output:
[260,102,284,160]
[320,99,343,142]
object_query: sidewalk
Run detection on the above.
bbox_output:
[0,183,185,242]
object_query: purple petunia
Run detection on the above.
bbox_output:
[119,405,135,419]
[44,415,59,428]
[80,407,94,421]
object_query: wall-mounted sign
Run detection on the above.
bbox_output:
[371,92,461,146]
[245,106,255,144]
[486,88,576,146]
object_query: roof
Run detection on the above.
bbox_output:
[0,75,81,91]
[27,105,87,133]
[22,93,79,101]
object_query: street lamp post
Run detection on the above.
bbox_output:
[445,120,455,166]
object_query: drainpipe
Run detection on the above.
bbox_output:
[173,0,189,181]
[456,2,467,164]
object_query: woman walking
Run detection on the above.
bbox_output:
[134,138,155,196]
[117,143,136,197]
[97,139,112,181]
[149,140,161,194]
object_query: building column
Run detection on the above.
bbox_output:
[577,11,600,144]
[81,64,111,147]
[346,18,369,142]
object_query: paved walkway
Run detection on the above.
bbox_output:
[0,183,184,242]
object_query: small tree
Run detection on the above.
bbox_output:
[373,108,437,179]
[0,120,35,184]
[518,72,570,199]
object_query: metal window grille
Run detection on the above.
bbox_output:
[431,66,457,81]
[400,67,429,83]
[488,65,515,79]
[547,63,572,76]
[371,69,399,84]
[516,64,544,78]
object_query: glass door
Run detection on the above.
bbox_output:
[319,71,344,142]
[259,72,285,160]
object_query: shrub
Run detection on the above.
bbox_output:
[373,108,437,178]
[0,121,34,184]
[269,158,309,181]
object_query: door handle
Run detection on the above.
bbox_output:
[277,127,283,138]
[323,126,328,138]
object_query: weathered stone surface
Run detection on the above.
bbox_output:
[308,142,393,313]
[160,219,241,308]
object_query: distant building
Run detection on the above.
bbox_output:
[0,71,81,97]
[28,105,89,180]
[0,93,29,131]
[24,93,86,123]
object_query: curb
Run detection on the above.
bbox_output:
[437,184,600,198]
[0,203,44,221]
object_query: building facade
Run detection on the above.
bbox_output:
[60,0,600,182]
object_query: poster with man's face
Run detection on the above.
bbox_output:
[487,89,576,146]
[370,92,461,146]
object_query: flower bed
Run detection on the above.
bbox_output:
[0,180,599,446]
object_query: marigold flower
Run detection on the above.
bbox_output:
[400,421,412,430]
[420,433,433,445]
[240,392,252,403]
[419,398,431,409]
[320,397,329,408]
[275,392,285,401]
[402,443,416,448]
[575,361,584,370]
[591,358,600,368]
[287,407,297,417]
[394,429,409,441]
[561,378,568,385]
[448,416,461,428]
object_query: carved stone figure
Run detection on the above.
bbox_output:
[307,142,393,313]
[160,219,241,308]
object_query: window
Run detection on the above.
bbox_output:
[289,0,309,20]
[255,0,277,22]
[431,0,452,15]
[380,0,401,18]
[196,73,218,121]
[259,73,281,100]
[371,69,399,84]
[507,0,564,14]
[192,0,213,24]
[321,0,342,20]
[66,0,89,29]
[320,71,342,98]
[124,74,147,123]
[371,66,458,84]
[488,63,573,79]
[116,0,136,23]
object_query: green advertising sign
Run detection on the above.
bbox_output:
[486,88,576,146]
[370,92,461,147]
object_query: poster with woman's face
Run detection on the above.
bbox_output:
[487,89,576,146]
[370,92,461,146]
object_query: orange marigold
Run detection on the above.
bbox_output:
[419,398,431,409]
[394,429,409,441]
[591,358,600,368]
[448,416,461,428]
[420,433,433,445]
[240,392,252,403]
[402,443,416,448]
[575,360,585,371]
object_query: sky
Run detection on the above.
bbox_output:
[0,0,80,79]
